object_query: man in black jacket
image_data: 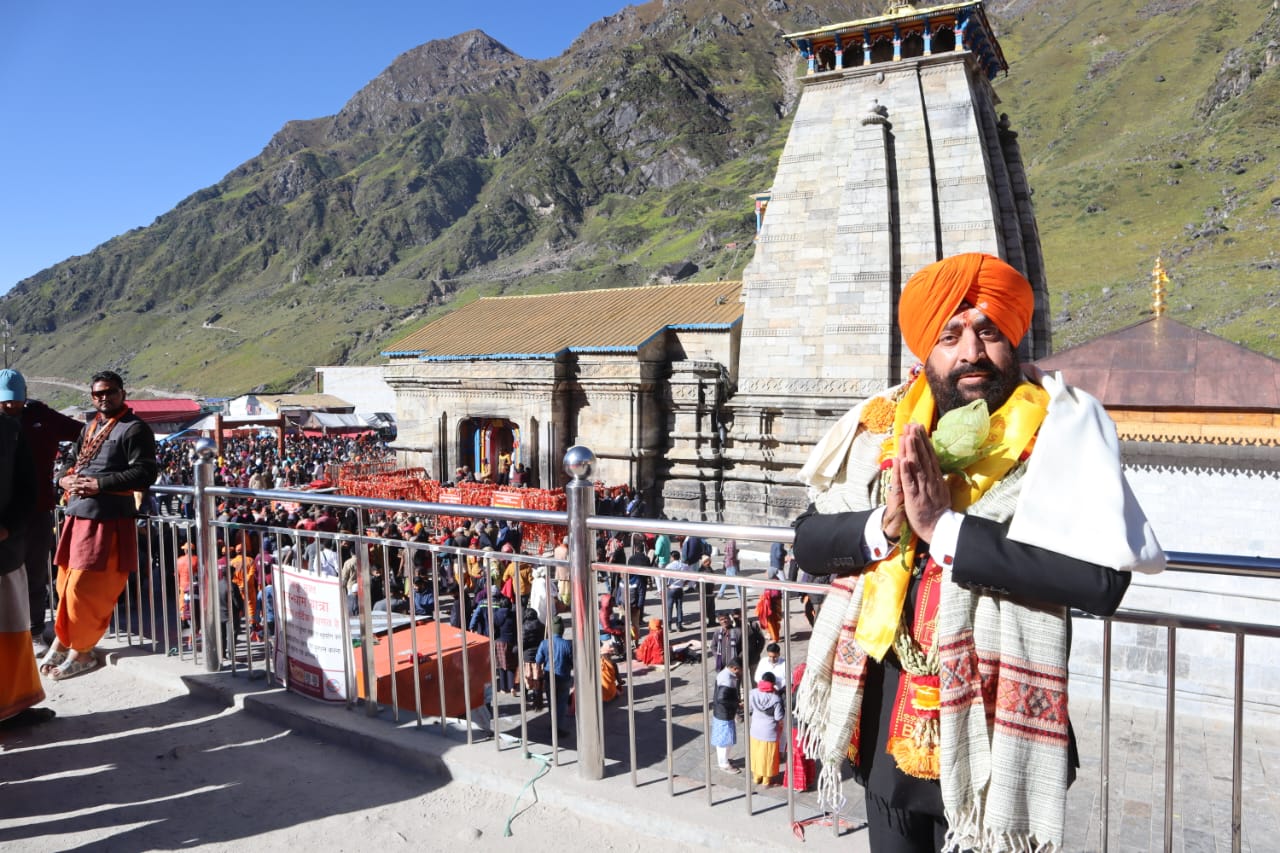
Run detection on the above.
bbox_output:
[711,656,743,773]
[39,370,157,680]
[791,254,1164,853]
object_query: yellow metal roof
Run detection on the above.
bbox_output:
[260,393,353,410]
[383,281,744,360]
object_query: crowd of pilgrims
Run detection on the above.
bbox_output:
[111,433,816,782]
[153,433,391,493]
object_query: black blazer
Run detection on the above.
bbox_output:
[792,507,1130,616]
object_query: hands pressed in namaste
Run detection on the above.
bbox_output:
[883,423,951,545]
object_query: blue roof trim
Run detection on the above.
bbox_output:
[420,351,562,362]
[567,345,640,354]
[667,321,740,331]
[634,318,741,351]
[381,349,425,358]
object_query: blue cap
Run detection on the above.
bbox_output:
[0,369,26,403]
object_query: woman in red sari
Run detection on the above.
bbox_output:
[787,662,817,791]
[634,618,665,666]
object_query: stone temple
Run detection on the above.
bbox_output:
[383,1,1050,525]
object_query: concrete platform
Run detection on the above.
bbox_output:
[5,641,703,852]
[22,583,1278,853]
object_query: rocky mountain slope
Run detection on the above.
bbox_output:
[4,0,1278,400]
[991,0,1280,353]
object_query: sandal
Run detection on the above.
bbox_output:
[50,653,99,681]
[38,648,67,676]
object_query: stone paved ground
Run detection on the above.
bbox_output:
[1073,695,1280,853]
[5,650,697,853]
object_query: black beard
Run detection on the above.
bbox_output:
[925,357,1022,416]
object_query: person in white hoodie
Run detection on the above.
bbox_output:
[527,564,551,627]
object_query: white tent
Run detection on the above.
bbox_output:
[299,412,374,433]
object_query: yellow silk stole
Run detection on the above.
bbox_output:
[853,376,1050,660]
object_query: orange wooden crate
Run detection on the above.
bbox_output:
[353,623,491,717]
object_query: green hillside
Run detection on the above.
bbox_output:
[4,0,1279,404]
[994,0,1280,353]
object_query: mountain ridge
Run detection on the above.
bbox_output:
[5,0,1279,404]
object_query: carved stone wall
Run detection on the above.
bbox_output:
[1071,442,1280,718]
[660,359,730,521]
[385,359,566,485]
[384,337,705,502]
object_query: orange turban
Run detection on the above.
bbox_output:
[898,253,1034,361]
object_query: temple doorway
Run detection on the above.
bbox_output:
[460,417,520,484]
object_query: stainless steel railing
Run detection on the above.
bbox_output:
[1081,606,1280,853]
[67,446,1278,852]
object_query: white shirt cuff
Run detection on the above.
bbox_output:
[863,507,894,561]
[929,510,964,566]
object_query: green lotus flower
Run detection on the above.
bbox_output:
[891,399,995,567]
[931,399,992,472]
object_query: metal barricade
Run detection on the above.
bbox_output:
[66,447,1280,852]
[1095,551,1280,853]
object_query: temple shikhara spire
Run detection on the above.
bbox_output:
[708,0,1049,523]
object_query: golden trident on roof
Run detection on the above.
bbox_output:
[1151,257,1169,318]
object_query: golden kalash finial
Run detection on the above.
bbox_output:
[886,1,918,13]
[1151,257,1169,317]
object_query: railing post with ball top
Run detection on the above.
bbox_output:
[192,438,222,672]
[565,445,603,780]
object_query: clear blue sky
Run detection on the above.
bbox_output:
[0,0,628,292]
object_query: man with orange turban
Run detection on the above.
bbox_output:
[792,254,1165,853]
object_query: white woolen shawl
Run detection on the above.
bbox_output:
[1007,371,1164,573]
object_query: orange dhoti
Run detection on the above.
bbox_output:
[230,558,258,624]
[600,656,619,703]
[1,569,44,721]
[53,516,136,653]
